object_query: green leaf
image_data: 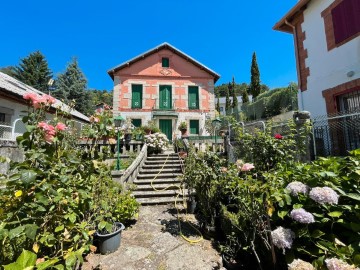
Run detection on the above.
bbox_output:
[277,210,288,219]
[9,226,25,239]
[345,193,360,201]
[3,249,37,270]
[26,125,36,132]
[311,229,325,238]
[98,220,107,231]
[21,170,37,185]
[328,211,342,218]
[319,171,337,177]
[68,213,76,223]
[36,258,59,270]
[55,225,64,232]
[24,224,38,240]
[293,204,303,209]
[65,253,77,268]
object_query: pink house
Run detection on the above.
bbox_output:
[108,42,220,140]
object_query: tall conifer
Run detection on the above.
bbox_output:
[249,52,261,98]
[225,83,231,115]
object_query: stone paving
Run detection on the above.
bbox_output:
[83,204,224,270]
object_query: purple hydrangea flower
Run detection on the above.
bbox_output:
[309,187,339,205]
[271,227,295,252]
[286,181,310,196]
[290,208,315,224]
[325,258,359,270]
[288,259,315,270]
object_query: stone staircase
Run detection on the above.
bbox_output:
[133,152,186,205]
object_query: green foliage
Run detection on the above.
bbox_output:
[0,97,139,268]
[53,58,90,115]
[242,83,298,120]
[215,82,248,97]
[249,52,261,98]
[13,51,53,92]
[142,120,160,134]
[225,83,231,115]
[0,66,16,77]
[178,121,187,131]
[231,77,238,110]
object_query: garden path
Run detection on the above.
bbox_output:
[83,204,224,270]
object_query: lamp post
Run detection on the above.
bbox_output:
[114,115,125,170]
[211,118,222,150]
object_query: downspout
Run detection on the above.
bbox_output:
[285,19,305,111]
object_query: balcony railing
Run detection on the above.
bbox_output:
[152,98,177,111]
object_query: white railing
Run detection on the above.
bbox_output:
[0,119,25,141]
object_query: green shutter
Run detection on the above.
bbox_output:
[159,85,172,109]
[188,86,199,109]
[190,120,199,135]
[159,119,172,141]
[132,84,142,109]
[132,119,141,127]
[162,57,169,68]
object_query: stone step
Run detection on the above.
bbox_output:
[135,183,184,191]
[134,178,182,185]
[142,164,182,169]
[148,153,178,157]
[137,173,183,179]
[139,168,182,174]
[133,189,186,198]
[146,156,180,161]
[136,196,187,205]
[145,160,182,165]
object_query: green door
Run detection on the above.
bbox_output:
[188,86,199,109]
[159,119,172,141]
[159,85,172,109]
[189,120,199,135]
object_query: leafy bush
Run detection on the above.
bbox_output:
[0,93,139,268]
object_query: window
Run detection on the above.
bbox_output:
[189,120,199,135]
[162,57,169,68]
[188,86,199,109]
[337,89,360,113]
[131,84,143,109]
[331,0,360,45]
[132,119,142,127]
[0,113,5,123]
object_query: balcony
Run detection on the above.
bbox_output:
[152,99,178,118]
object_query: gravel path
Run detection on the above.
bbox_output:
[83,204,223,270]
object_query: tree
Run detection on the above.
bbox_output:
[249,52,261,99]
[231,76,238,109]
[225,83,231,115]
[13,51,53,92]
[0,66,16,77]
[54,58,89,114]
[216,93,220,113]
[242,87,249,103]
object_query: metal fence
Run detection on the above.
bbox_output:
[0,119,26,141]
[312,110,360,157]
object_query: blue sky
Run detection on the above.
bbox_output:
[0,0,297,90]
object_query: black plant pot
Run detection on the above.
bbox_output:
[222,254,241,270]
[187,198,197,214]
[94,222,125,255]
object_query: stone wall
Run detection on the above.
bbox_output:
[0,141,24,175]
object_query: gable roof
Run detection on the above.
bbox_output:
[0,72,89,122]
[107,42,220,82]
[273,0,311,33]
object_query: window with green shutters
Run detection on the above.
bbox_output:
[188,86,199,109]
[162,57,169,68]
[132,119,141,127]
[189,120,199,135]
[131,84,142,109]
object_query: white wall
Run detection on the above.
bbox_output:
[299,0,360,117]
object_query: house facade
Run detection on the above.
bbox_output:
[274,0,360,118]
[108,42,220,140]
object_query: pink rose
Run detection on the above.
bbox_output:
[44,134,55,143]
[23,92,38,101]
[241,163,255,172]
[43,94,56,104]
[274,134,283,139]
[55,122,67,131]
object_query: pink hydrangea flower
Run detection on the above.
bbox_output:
[325,258,359,270]
[288,259,315,270]
[241,163,255,172]
[286,181,310,196]
[290,208,315,224]
[55,122,67,131]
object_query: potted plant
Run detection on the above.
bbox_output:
[132,127,145,141]
[178,121,188,136]
[220,234,241,270]
[144,132,169,154]
[93,222,125,255]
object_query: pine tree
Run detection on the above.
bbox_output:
[54,58,89,114]
[0,66,16,77]
[225,83,231,115]
[249,52,261,99]
[13,51,53,92]
[231,76,238,109]
[216,91,221,113]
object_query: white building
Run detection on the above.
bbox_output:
[274,0,360,117]
[0,72,89,141]
[217,96,244,116]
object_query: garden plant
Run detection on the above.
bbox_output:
[0,93,139,269]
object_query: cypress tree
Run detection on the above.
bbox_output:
[13,51,53,92]
[242,87,249,103]
[231,76,238,109]
[249,52,261,98]
[225,83,231,115]
[54,58,89,114]
[216,95,221,113]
